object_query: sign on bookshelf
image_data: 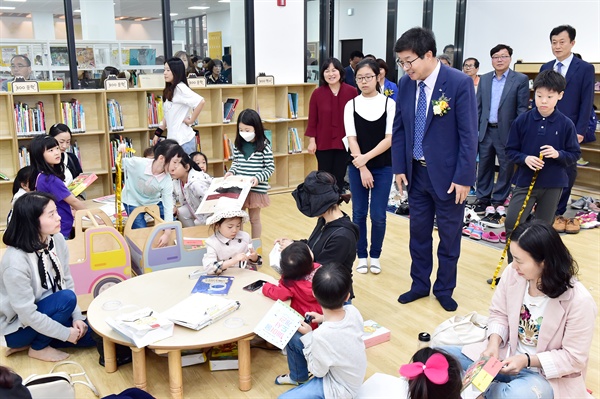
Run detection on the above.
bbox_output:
[257,74,275,85]
[188,76,207,88]
[104,75,129,91]
[11,78,39,93]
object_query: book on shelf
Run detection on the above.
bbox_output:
[107,99,124,131]
[110,136,134,170]
[254,299,303,350]
[461,355,503,393]
[14,101,46,136]
[209,343,239,371]
[191,275,235,296]
[264,129,272,146]
[67,173,98,197]
[362,320,391,348]
[0,171,9,181]
[154,349,207,367]
[288,92,298,119]
[223,134,234,160]
[223,98,239,123]
[161,293,241,331]
[18,146,30,168]
[60,99,86,133]
[68,140,82,168]
[147,93,164,128]
[195,175,252,215]
[287,127,302,154]
[105,307,174,348]
[195,131,201,152]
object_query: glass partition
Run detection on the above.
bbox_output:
[431,0,457,67]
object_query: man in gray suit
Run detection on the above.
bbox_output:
[473,44,529,226]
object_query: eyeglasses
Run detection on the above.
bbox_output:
[396,55,421,69]
[10,64,29,69]
[491,55,510,61]
[355,75,376,83]
[463,64,475,69]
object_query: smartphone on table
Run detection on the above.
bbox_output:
[243,279,267,292]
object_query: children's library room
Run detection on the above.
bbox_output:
[0,0,598,398]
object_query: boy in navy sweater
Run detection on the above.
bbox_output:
[504,70,580,261]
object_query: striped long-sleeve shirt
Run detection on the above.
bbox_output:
[228,144,274,194]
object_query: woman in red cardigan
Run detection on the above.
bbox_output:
[305,57,358,191]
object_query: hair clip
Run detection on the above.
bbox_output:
[399,353,449,385]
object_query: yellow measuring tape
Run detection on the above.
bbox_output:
[115,147,135,234]
[490,153,543,289]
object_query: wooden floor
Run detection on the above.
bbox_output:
[2,192,599,398]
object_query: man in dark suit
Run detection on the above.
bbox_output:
[474,44,529,219]
[540,25,595,216]
[344,50,363,88]
[392,27,478,311]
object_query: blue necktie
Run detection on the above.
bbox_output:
[556,62,563,75]
[413,81,427,160]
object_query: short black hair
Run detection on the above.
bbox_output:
[155,138,180,163]
[165,145,201,173]
[511,221,577,298]
[394,27,437,58]
[376,58,389,75]
[533,69,566,93]
[364,54,376,60]
[48,123,72,138]
[349,51,364,60]
[550,24,576,42]
[3,192,55,252]
[408,348,463,399]
[280,242,314,283]
[11,54,31,67]
[355,59,381,91]
[319,57,345,87]
[437,54,451,64]
[12,166,32,195]
[222,54,231,66]
[443,44,454,52]
[463,57,480,68]
[28,135,65,190]
[312,263,351,309]
[490,44,513,57]
[190,151,208,165]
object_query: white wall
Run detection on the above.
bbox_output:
[115,20,163,42]
[431,0,456,53]
[465,0,600,73]
[396,0,423,39]
[334,0,387,60]
[307,0,319,43]
[254,0,304,84]
[207,10,232,52]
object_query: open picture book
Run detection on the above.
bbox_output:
[195,175,252,215]
[161,293,240,331]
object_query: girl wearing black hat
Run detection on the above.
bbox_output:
[277,171,359,298]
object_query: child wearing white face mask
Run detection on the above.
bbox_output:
[223,109,274,238]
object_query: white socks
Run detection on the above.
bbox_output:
[356,258,368,274]
[370,258,381,274]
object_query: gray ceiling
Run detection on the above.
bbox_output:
[0,0,231,20]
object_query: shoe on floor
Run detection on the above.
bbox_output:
[503,193,512,207]
[589,202,600,213]
[553,216,568,233]
[469,224,484,240]
[487,277,500,285]
[275,374,308,386]
[462,222,477,236]
[577,157,590,166]
[565,218,581,234]
[482,231,500,243]
[571,196,592,210]
[464,207,481,224]
[481,212,505,229]
[499,231,507,243]
[473,199,490,215]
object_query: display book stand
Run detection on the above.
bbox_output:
[0,83,317,231]
[513,61,600,198]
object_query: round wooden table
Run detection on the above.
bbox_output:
[87,266,279,399]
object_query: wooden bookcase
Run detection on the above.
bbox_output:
[0,83,317,230]
[514,61,600,197]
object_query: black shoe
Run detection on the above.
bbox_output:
[481,212,505,229]
[473,199,490,215]
[486,277,500,285]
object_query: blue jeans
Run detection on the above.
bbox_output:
[348,165,392,258]
[279,377,324,399]
[5,290,95,350]
[286,331,310,382]
[124,202,164,229]
[443,346,554,399]
[181,137,197,154]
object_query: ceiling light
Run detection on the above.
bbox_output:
[73,9,81,13]
[159,13,178,16]
[218,0,231,2]
[0,6,16,9]
[5,0,28,3]
[188,6,210,10]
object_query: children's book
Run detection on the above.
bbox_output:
[209,343,239,371]
[93,194,116,203]
[105,307,174,348]
[191,275,234,296]
[183,237,206,250]
[195,175,252,215]
[254,299,303,350]
[161,293,240,331]
[461,355,503,393]
[67,173,97,196]
[269,243,282,274]
[362,320,391,348]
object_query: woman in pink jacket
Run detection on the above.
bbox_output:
[446,221,596,398]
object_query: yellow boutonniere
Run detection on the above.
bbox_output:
[432,93,451,116]
[384,88,394,97]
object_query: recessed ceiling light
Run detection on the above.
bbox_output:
[159,13,178,16]
[188,6,210,10]
[0,6,16,9]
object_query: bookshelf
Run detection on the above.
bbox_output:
[0,83,317,230]
[514,61,600,197]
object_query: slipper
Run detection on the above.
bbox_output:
[482,231,500,243]
[369,265,381,274]
[499,232,507,243]
[356,264,369,274]
[469,225,484,240]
